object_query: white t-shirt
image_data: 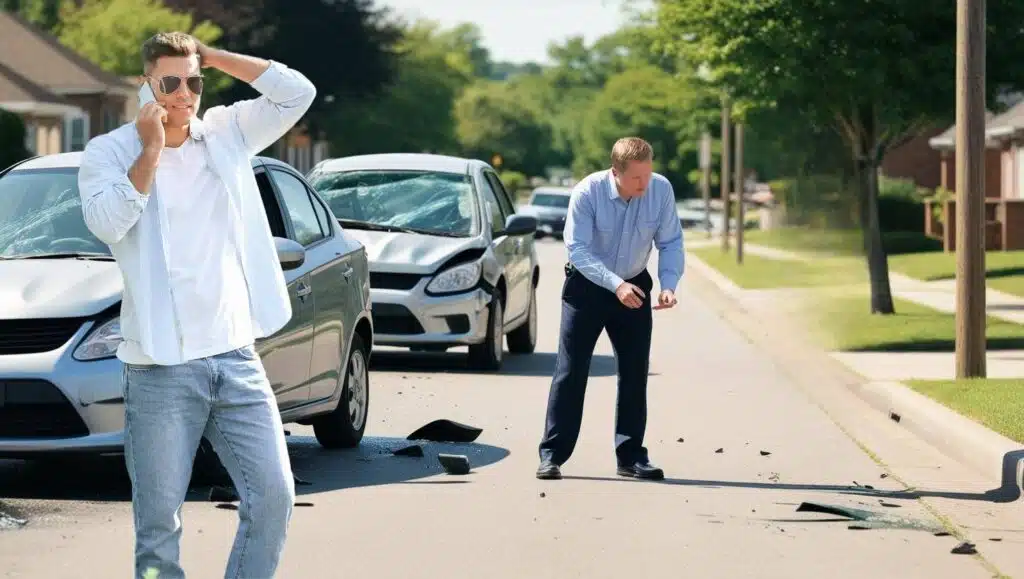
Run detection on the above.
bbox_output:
[118,137,255,365]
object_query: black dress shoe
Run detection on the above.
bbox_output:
[617,460,665,480]
[536,460,562,480]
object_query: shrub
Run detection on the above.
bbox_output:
[0,110,30,171]
[499,170,526,195]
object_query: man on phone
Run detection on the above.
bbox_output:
[536,137,684,481]
[78,32,315,578]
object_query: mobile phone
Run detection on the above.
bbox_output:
[138,82,156,109]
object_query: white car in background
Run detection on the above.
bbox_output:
[307,153,539,371]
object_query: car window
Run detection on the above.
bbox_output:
[0,168,109,257]
[479,174,507,234]
[270,168,325,246]
[530,192,571,208]
[254,170,287,238]
[485,172,516,217]
[310,191,333,237]
[308,168,478,237]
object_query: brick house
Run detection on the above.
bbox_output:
[925,101,1024,250]
[0,11,134,155]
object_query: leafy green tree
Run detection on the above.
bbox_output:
[572,64,710,196]
[654,0,1024,314]
[324,19,478,156]
[2,0,61,32]
[56,0,226,92]
[454,79,553,177]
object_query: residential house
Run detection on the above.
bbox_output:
[0,10,133,154]
[926,101,1024,251]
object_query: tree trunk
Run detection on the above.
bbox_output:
[858,162,896,314]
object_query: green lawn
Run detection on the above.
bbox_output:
[906,379,1024,444]
[888,250,1024,297]
[745,227,941,256]
[809,294,1024,352]
[690,247,865,289]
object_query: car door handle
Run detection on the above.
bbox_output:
[296,282,312,298]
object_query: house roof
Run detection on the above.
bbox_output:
[0,11,132,95]
[986,100,1024,137]
[0,61,82,117]
[928,111,997,150]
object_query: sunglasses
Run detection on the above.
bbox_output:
[149,74,204,95]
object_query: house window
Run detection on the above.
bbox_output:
[103,109,120,133]
[63,112,89,152]
[23,121,37,154]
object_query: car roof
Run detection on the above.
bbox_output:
[312,153,488,175]
[9,152,277,172]
[531,187,571,196]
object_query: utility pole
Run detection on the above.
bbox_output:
[954,0,987,378]
[735,123,745,264]
[721,98,731,251]
[700,132,712,238]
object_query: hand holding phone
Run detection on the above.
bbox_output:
[135,83,166,151]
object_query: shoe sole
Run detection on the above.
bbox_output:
[536,471,562,480]
[616,468,665,481]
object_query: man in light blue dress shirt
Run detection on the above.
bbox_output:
[537,137,684,481]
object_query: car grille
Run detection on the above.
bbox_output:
[444,315,470,334]
[0,318,86,355]
[370,272,423,291]
[371,303,424,335]
[0,380,89,439]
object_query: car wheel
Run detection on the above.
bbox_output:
[313,333,370,449]
[468,291,504,371]
[507,284,537,354]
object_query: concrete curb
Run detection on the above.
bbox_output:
[686,251,1024,490]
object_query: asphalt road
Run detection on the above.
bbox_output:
[0,239,1020,578]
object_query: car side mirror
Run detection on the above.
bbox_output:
[504,214,537,237]
[274,237,305,271]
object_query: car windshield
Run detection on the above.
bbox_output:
[307,169,479,237]
[530,192,570,208]
[0,168,112,259]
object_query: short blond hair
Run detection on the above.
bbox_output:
[141,32,200,73]
[610,137,654,171]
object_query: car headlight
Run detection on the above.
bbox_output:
[73,317,121,361]
[426,261,482,295]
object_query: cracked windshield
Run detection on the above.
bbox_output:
[308,169,479,237]
[0,169,109,259]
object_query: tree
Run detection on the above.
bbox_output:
[323,19,479,156]
[454,79,553,177]
[2,0,61,32]
[654,0,1024,314]
[161,0,401,128]
[572,64,709,195]
[56,0,222,76]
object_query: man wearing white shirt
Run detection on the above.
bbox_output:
[78,32,315,579]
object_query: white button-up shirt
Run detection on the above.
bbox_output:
[78,61,316,366]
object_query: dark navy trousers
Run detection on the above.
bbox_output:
[538,265,653,466]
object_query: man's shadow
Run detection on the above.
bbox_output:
[563,449,1024,504]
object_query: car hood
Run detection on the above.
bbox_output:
[343,230,484,274]
[0,260,122,319]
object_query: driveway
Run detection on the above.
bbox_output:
[0,240,1017,578]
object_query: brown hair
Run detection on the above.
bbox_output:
[610,137,654,172]
[141,32,199,73]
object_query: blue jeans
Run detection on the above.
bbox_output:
[123,345,294,579]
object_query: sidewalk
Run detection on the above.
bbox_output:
[684,246,1024,503]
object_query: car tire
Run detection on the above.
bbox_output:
[313,333,370,449]
[468,291,504,371]
[507,284,537,354]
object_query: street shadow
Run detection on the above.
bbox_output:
[370,350,660,378]
[562,449,1024,504]
[987,304,1024,312]
[848,337,1024,353]
[0,435,510,504]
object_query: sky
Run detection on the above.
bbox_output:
[372,0,650,65]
